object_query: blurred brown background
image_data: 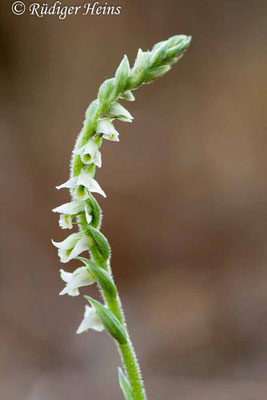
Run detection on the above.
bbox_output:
[1,0,267,399]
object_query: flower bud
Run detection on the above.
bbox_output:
[98,78,116,108]
[144,65,171,82]
[129,49,149,88]
[115,55,130,95]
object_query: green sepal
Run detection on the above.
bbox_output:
[166,34,191,52]
[118,368,134,400]
[98,78,116,108]
[144,65,171,82]
[78,257,117,301]
[85,296,127,344]
[115,55,130,95]
[85,163,96,177]
[152,39,167,52]
[81,100,100,143]
[79,222,111,268]
[129,49,150,89]
[165,44,184,61]
[149,43,167,68]
[72,154,84,177]
[85,99,99,120]
[94,135,103,148]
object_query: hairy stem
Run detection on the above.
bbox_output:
[107,292,146,399]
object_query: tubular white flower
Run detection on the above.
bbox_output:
[73,139,102,167]
[97,118,120,142]
[53,200,92,225]
[52,232,92,263]
[56,172,106,199]
[77,170,106,198]
[108,102,133,122]
[76,305,105,334]
[60,266,95,296]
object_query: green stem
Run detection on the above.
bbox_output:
[119,341,146,400]
[107,293,146,400]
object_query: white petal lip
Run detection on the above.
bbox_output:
[76,305,105,334]
[60,286,80,296]
[59,214,73,229]
[60,269,73,283]
[52,201,84,215]
[57,248,69,263]
[108,102,133,121]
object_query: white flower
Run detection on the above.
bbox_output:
[77,170,106,197]
[108,102,133,122]
[59,214,73,229]
[52,232,92,263]
[73,139,102,167]
[76,305,105,334]
[59,266,95,296]
[56,170,106,199]
[53,200,92,227]
[97,118,120,142]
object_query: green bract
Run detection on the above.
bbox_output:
[52,35,191,400]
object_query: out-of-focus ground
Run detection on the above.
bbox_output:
[1,0,267,399]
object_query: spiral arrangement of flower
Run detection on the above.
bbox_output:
[52,35,191,400]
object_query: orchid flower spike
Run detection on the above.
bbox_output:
[52,34,191,400]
